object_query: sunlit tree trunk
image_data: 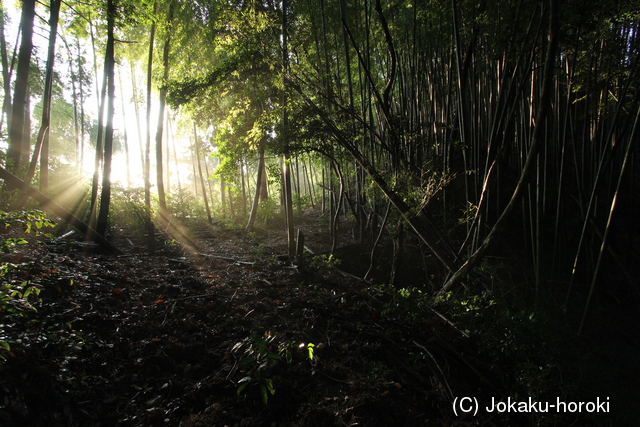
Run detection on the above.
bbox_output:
[155,1,174,216]
[96,0,117,238]
[246,143,266,231]
[130,62,144,175]
[11,0,60,209]
[0,1,12,137]
[239,157,247,218]
[7,0,35,173]
[88,52,108,234]
[76,38,87,170]
[118,69,131,186]
[144,2,157,252]
[38,0,61,191]
[193,123,212,224]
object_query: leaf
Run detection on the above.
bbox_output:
[307,343,315,360]
[0,340,10,351]
[267,353,281,363]
[22,286,33,299]
[260,384,268,405]
[264,378,275,395]
[237,382,249,396]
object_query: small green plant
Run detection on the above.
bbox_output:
[0,281,41,314]
[379,286,425,322]
[233,332,292,405]
[257,197,278,224]
[307,342,315,360]
[310,254,341,269]
[0,281,42,362]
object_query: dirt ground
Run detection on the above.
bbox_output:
[0,215,634,426]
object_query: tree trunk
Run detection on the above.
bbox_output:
[118,69,131,186]
[246,143,266,231]
[7,0,35,173]
[88,47,109,235]
[76,38,87,170]
[282,0,295,257]
[439,0,559,296]
[0,2,12,136]
[38,0,61,191]
[10,0,60,210]
[194,124,212,224]
[96,0,116,239]
[144,2,157,252]
[155,1,174,216]
[286,76,457,272]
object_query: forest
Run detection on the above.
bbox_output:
[0,0,638,425]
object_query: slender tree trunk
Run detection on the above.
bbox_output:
[76,38,86,170]
[11,0,60,209]
[193,123,212,224]
[390,220,403,286]
[220,178,226,218]
[155,1,174,216]
[578,103,638,334]
[130,62,144,175]
[439,0,559,295]
[286,76,457,271]
[0,2,12,137]
[246,143,266,231]
[239,157,247,218]
[96,0,116,239]
[38,0,61,191]
[171,118,181,191]
[118,69,131,186]
[88,53,108,234]
[144,2,157,252]
[20,89,30,165]
[282,0,295,257]
[65,36,81,170]
[7,0,35,173]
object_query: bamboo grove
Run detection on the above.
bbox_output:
[0,0,638,332]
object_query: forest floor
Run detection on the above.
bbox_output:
[0,211,638,426]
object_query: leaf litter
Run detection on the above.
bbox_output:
[0,221,540,426]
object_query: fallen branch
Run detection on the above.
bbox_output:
[197,253,254,266]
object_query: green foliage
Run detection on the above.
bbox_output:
[309,254,341,269]
[0,280,41,315]
[233,332,292,405]
[0,209,55,363]
[0,279,42,364]
[379,285,425,322]
[109,186,148,235]
[0,209,56,242]
[434,290,577,411]
[458,201,478,225]
[257,197,278,225]
[166,187,208,220]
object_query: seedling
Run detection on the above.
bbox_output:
[233,332,292,405]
